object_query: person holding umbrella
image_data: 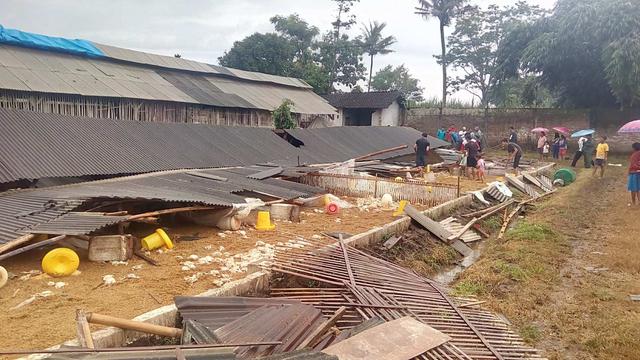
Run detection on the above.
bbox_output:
[570,129,596,167]
[559,134,568,160]
[582,134,595,168]
[628,142,640,207]
[617,120,640,206]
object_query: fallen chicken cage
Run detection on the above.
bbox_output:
[299,173,459,206]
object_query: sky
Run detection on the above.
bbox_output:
[0,0,556,100]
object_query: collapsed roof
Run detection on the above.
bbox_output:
[0,108,441,184]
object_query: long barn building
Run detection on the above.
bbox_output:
[0,26,336,127]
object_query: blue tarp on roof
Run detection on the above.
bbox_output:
[0,25,104,57]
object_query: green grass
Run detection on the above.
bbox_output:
[505,222,556,242]
[520,324,542,343]
[482,215,503,232]
[493,260,528,281]
[452,279,486,296]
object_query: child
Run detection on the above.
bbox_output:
[476,154,486,183]
[559,135,568,160]
[593,136,609,178]
[542,141,550,160]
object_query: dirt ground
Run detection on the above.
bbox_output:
[452,161,640,359]
[0,199,424,352]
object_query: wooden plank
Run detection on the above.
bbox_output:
[523,173,545,191]
[382,236,402,249]
[405,205,472,256]
[0,235,66,262]
[297,306,347,350]
[339,235,356,287]
[76,309,95,349]
[322,317,451,360]
[86,312,182,338]
[0,234,36,255]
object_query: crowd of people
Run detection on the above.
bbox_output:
[415,125,640,208]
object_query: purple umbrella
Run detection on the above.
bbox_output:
[618,120,640,134]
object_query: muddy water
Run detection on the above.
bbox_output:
[433,241,486,285]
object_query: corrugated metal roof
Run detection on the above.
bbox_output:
[25,212,129,235]
[0,109,306,184]
[0,167,321,244]
[283,127,450,163]
[322,91,403,109]
[0,44,336,114]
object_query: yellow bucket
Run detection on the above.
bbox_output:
[392,200,409,217]
[42,248,80,277]
[255,211,275,231]
[141,229,173,251]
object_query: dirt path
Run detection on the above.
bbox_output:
[453,163,640,359]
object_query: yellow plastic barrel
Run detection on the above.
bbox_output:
[41,248,80,277]
[141,229,173,250]
[255,211,276,231]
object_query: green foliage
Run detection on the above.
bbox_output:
[490,77,556,108]
[272,99,296,129]
[317,32,366,92]
[371,64,423,101]
[408,96,476,109]
[446,2,546,106]
[501,0,640,108]
[452,279,486,296]
[358,21,396,91]
[218,33,296,75]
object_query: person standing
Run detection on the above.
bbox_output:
[476,154,486,183]
[502,138,523,175]
[592,136,609,178]
[474,126,485,151]
[559,135,568,160]
[437,127,446,141]
[628,142,640,207]
[509,126,518,144]
[582,135,595,168]
[537,131,548,160]
[571,136,587,167]
[414,132,430,167]
[464,133,479,180]
[552,133,560,160]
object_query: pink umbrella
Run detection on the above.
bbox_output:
[552,126,571,135]
[531,127,549,133]
[618,120,640,134]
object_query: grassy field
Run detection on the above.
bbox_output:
[451,162,640,359]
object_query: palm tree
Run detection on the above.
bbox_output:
[415,0,467,109]
[360,21,396,92]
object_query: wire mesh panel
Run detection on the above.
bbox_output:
[299,173,458,206]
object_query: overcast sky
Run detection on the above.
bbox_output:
[0,0,556,99]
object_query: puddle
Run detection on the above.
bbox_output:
[433,241,486,285]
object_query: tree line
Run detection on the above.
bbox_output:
[218,0,640,110]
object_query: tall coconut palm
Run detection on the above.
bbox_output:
[360,21,397,92]
[415,0,467,109]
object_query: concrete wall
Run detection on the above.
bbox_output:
[405,107,640,153]
[372,101,402,126]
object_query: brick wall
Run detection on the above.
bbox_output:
[405,107,640,153]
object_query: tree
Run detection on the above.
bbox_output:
[358,21,396,92]
[218,33,296,76]
[270,14,319,64]
[329,0,360,92]
[501,0,640,108]
[415,0,467,110]
[273,99,296,129]
[317,32,366,92]
[446,2,544,107]
[371,65,424,101]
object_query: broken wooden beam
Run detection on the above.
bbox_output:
[497,204,524,240]
[134,250,160,266]
[0,235,66,262]
[86,312,182,338]
[447,217,478,242]
[75,309,95,349]
[382,235,402,250]
[297,306,347,350]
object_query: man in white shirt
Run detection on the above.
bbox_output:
[571,136,587,167]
